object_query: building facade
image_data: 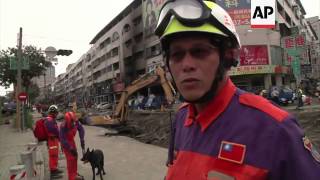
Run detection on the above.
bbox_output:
[218,0,318,93]
[307,16,320,79]
[53,0,319,106]
[32,64,56,101]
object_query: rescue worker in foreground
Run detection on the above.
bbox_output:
[155,0,320,179]
[59,106,85,180]
[45,105,63,179]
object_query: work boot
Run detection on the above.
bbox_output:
[51,169,63,174]
[50,173,63,179]
[76,173,85,180]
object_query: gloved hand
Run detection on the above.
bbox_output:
[70,149,78,157]
[80,140,85,150]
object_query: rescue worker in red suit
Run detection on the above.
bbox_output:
[60,107,85,180]
[155,1,320,179]
[45,105,63,179]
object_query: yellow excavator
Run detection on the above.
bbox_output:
[88,66,176,126]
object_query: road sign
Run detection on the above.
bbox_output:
[292,58,301,78]
[9,57,29,70]
[18,92,28,102]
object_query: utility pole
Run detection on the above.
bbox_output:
[16,27,22,130]
[44,73,46,102]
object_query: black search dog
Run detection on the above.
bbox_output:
[81,148,106,180]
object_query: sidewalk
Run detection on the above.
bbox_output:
[0,114,49,180]
[1,111,168,180]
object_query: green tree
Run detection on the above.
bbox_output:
[0,45,51,88]
[28,82,40,105]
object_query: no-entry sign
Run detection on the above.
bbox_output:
[18,92,28,102]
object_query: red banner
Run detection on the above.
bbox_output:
[112,82,125,92]
[240,45,269,66]
[216,0,251,26]
[228,8,251,25]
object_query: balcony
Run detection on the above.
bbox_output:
[132,44,144,53]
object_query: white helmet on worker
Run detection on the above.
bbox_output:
[48,105,58,114]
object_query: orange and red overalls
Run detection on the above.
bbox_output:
[60,111,85,180]
[44,114,60,172]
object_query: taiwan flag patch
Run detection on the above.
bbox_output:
[218,141,246,164]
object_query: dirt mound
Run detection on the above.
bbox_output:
[125,110,175,148]
[115,108,320,150]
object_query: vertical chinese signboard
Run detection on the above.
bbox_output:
[281,34,308,79]
[216,0,251,26]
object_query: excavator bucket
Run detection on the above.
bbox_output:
[89,115,120,126]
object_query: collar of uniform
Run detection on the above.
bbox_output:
[183,78,236,132]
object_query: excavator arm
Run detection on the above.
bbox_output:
[113,66,175,123]
[89,66,175,126]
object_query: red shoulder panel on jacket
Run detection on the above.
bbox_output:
[239,93,289,122]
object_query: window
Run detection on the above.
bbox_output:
[146,44,162,58]
[99,41,105,49]
[125,39,132,48]
[111,47,119,57]
[113,62,119,70]
[122,24,131,34]
[277,2,284,17]
[92,57,101,68]
[87,65,92,70]
[134,51,143,59]
[88,76,92,82]
[134,33,143,43]
[112,32,120,42]
[93,71,101,80]
[133,15,142,26]
[101,54,106,62]
[105,38,111,46]
[100,38,111,49]
[285,12,291,25]
[294,8,300,20]
[151,44,161,56]
[86,54,91,62]
[300,16,303,26]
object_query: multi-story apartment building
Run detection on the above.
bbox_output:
[53,73,66,103]
[53,0,318,105]
[32,64,55,101]
[307,16,320,79]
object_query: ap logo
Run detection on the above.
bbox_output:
[251,0,275,28]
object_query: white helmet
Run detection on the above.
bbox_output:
[48,105,58,114]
